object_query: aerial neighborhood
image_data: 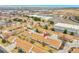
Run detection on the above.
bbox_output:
[0,6,79,53]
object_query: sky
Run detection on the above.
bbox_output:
[0,5,79,8]
[0,0,79,5]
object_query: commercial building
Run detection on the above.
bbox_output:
[54,23,79,36]
[29,15,53,21]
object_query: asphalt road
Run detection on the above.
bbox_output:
[0,46,8,53]
[51,15,79,25]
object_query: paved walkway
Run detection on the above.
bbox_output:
[58,41,79,53]
[6,43,16,52]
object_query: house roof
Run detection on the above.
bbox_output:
[7,36,33,53]
[24,31,62,49]
[15,38,33,53]
[36,26,79,41]
[32,46,48,53]
[71,48,79,53]
[54,23,79,30]
[7,36,48,53]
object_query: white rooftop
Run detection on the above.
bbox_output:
[49,34,59,39]
[54,23,79,30]
[29,15,53,20]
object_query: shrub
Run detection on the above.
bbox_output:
[70,32,74,35]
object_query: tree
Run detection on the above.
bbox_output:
[36,29,39,32]
[30,40,35,44]
[23,20,26,22]
[42,20,44,22]
[18,48,25,53]
[0,26,3,30]
[51,28,55,31]
[13,18,17,21]
[64,16,67,19]
[33,17,41,21]
[23,15,29,18]
[14,47,17,49]
[63,29,67,34]
[48,49,53,53]
[44,25,48,29]
[13,18,22,22]
[8,20,12,22]
[49,21,54,24]
[42,42,46,47]
[70,32,74,35]
[2,39,6,43]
